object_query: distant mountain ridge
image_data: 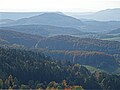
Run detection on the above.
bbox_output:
[1,12,120,34]
[69,8,120,21]
[2,13,83,28]
[0,12,64,20]
[1,8,120,21]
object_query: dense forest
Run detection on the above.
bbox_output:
[44,50,119,73]
[0,46,120,89]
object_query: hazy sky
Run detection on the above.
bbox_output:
[0,0,120,12]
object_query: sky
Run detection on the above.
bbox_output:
[0,0,120,12]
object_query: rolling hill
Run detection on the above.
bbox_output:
[0,19,14,24]
[0,29,43,47]
[0,29,119,74]
[81,21,120,33]
[0,25,85,36]
[37,35,120,54]
[109,28,120,34]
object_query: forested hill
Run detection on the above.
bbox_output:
[1,31,120,74]
[109,28,120,34]
[0,46,120,89]
[0,25,85,36]
[0,29,43,47]
[38,35,120,54]
[45,50,118,73]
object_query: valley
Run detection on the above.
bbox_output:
[0,9,120,89]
